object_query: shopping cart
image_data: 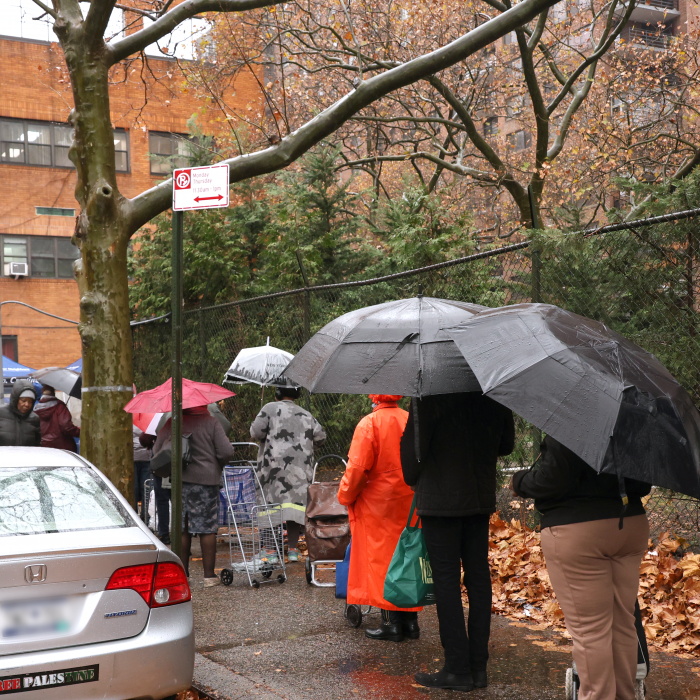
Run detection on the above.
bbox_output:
[143,477,157,531]
[219,442,287,589]
[565,599,648,699]
[305,454,351,587]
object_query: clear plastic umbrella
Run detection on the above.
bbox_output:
[224,338,297,405]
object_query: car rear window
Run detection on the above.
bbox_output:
[0,466,133,536]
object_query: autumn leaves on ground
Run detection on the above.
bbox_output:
[485,512,700,658]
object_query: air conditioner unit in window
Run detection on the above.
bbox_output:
[6,262,29,277]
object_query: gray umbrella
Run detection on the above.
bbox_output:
[32,367,82,399]
[282,295,486,396]
[445,303,700,498]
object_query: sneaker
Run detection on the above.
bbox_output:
[158,533,171,546]
[204,576,221,588]
[259,549,279,565]
[287,548,299,562]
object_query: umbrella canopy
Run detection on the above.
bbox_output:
[224,338,297,387]
[123,377,235,414]
[33,367,82,398]
[133,411,167,435]
[445,303,700,498]
[283,296,486,396]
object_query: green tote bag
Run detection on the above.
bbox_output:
[383,495,436,608]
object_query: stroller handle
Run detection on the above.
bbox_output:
[312,453,348,483]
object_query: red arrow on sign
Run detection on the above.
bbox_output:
[194,195,224,202]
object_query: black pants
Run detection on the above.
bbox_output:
[153,475,171,537]
[421,514,492,675]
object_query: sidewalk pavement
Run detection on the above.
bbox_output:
[186,540,700,700]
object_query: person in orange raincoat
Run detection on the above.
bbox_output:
[338,394,422,643]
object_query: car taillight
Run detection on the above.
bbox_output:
[105,562,190,608]
[106,564,155,603]
[152,562,191,607]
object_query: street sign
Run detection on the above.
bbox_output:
[172,164,230,211]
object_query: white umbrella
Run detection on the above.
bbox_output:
[33,367,82,398]
[223,338,297,388]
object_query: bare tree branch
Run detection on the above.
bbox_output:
[127,0,563,231]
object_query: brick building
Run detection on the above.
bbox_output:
[0,1,260,371]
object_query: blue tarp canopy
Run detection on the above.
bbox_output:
[66,358,82,373]
[3,355,35,382]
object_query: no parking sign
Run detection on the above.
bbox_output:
[172,163,229,211]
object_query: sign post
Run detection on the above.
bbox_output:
[171,164,229,561]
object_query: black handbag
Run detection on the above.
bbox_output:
[150,433,192,478]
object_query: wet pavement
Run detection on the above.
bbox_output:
[187,539,700,700]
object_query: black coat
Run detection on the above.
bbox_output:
[512,435,651,529]
[401,393,515,517]
[0,381,40,447]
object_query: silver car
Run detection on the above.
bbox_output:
[0,447,194,699]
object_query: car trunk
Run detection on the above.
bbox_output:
[0,527,158,656]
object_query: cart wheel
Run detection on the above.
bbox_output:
[262,570,272,580]
[277,574,286,584]
[305,558,312,585]
[251,579,260,589]
[635,680,645,700]
[346,604,363,629]
[220,569,233,586]
[565,668,575,700]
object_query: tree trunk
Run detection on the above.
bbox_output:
[56,16,135,501]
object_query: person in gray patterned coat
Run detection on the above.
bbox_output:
[250,387,326,562]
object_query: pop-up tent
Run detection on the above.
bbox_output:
[3,355,36,402]
[66,358,82,373]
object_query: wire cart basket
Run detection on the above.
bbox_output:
[219,443,287,589]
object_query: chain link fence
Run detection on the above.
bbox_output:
[132,208,700,547]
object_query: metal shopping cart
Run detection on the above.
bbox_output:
[143,477,157,531]
[219,442,287,589]
[304,454,351,588]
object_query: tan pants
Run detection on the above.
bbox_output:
[541,515,649,700]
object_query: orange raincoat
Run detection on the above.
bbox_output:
[338,395,421,612]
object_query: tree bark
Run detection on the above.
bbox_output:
[53,5,135,499]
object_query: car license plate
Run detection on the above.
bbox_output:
[0,665,99,694]
[0,598,71,639]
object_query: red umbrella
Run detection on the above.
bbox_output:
[124,377,235,414]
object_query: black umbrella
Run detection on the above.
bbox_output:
[445,303,700,498]
[283,295,487,396]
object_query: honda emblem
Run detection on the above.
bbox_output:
[24,564,47,583]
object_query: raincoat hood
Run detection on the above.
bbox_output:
[9,380,37,418]
[369,394,402,406]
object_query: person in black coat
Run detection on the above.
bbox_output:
[0,380,40,447]
[511,435,650,700]
[401,392,515,692]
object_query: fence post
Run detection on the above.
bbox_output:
[296,250,311,411]
[528,185,542,462]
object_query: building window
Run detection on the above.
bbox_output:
[507,129,531,151]
[36,206,76,217]
[483,117,499,137]
[149,132,191,174]
[504,31,516,45]
[1,336,18,362]
[0,119,129,172]
[0,235,80,279]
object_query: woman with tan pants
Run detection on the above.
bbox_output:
[512,436,651,700]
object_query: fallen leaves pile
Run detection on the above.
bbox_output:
[482,513,700,657]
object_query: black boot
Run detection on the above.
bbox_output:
[365,609,403,642]
[471,670,487,688]
[414,669,474,693]
[400,611,420,640]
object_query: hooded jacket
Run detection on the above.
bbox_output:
[338,396,420,611]
[401,392,515,517]
[0,381,41,447]
[35,394,80,451]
